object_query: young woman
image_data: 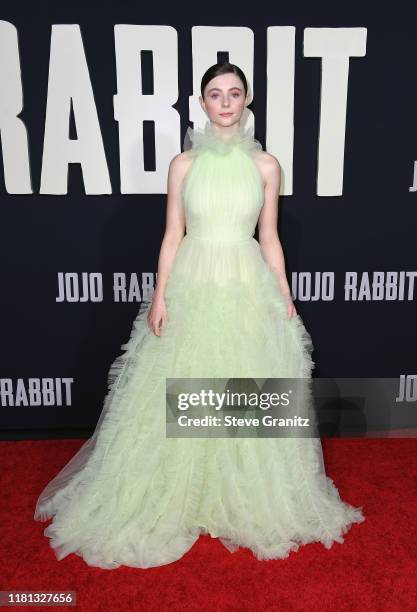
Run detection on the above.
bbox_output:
[34,62,365,569]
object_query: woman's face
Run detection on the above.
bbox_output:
[200,73,249,127]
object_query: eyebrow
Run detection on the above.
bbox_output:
[206,87,243,94]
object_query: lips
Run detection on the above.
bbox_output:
[220,113,233,117]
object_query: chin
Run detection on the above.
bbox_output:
[217,116,239,125]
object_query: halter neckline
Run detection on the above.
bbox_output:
[183,120,263,156]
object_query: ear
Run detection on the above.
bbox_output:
[198,95,206,113]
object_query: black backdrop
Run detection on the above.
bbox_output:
[1,1,416,437]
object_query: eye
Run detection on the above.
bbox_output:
[232,93,241,98]
[211,94,219,99]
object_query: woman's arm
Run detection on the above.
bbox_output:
[152,153,188,301]
[148,152,190,335]
[257,154,296,318]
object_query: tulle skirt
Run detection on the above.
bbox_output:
[34,235,365,569]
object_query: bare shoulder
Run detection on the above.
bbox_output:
[252,150,281,187]
[169,150,194,178]
[170,149,195,167]
[168,150,195,192]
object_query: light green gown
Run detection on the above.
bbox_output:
[34,120,365,569]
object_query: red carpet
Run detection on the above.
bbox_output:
[1,438,416,611]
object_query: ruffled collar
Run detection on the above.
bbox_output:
[183,120,262,156]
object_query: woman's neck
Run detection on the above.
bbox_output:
[209,122,243,142]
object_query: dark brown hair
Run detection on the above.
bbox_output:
[200,62,248,99]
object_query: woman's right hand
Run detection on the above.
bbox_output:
[147,292,168,337]
[281,291,297,319]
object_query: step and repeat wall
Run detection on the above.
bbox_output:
[1,2,416,437]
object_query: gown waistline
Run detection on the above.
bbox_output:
[185,234,254,244]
